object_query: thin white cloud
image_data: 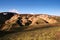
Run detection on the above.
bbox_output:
[30,13,34,14]
[8,9,19,13]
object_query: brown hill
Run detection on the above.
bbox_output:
[0,12,59,31]
[0,12,60,40]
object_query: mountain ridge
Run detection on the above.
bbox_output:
[0,12,60,31]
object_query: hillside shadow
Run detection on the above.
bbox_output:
[0,23,60,38]
[0,25,49,37]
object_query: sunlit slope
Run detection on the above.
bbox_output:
[0,12,59,31]
[0,12,60,40]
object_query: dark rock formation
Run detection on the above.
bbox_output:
[0,12,16,28]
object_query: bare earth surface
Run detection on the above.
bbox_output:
[0,24,60,40]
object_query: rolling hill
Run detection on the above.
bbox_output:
[0,12,60,40]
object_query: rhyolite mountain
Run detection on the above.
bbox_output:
[0,12,60,31]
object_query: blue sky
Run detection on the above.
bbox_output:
[0,0,60,16]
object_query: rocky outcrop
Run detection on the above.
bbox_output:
[37,14,58,24]
[0,14,20,31]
